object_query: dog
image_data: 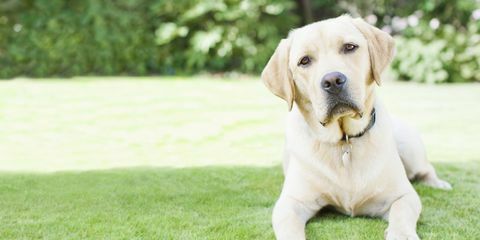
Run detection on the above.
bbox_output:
[261,15,451,240]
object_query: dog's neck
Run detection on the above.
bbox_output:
[339,88,376,140]
[340,108,376,142]
[295,89,377,144]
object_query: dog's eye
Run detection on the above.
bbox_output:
[298,56,311,67]
[342,43,358,53]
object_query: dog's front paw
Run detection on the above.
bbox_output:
[422,177,452,190]
[385,229,420,240]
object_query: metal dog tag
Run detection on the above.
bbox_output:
[341,143,352,166]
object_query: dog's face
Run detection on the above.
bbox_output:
[262,15,394,127]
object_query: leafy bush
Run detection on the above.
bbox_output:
[391,19,480,83]
[0,0,478,83]
[152,0,298,74]
[303,0,479,83]
[0,0,297,78]
[0,0,159,78]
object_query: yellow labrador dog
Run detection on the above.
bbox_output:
[261,15,451,240]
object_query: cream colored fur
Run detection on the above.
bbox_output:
[261,15,451,240]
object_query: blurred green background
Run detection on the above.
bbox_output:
[1,0,479,83]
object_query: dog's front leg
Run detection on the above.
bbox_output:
[272,195,320,240]
[385,192,422,240]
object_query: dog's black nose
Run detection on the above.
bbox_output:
[320,72,347,94]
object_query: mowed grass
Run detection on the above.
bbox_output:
[0,77,479,239]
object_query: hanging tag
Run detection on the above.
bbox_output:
[341,135,351,166]
[341,144,351,166]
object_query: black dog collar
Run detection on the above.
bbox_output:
[341,108,376,142]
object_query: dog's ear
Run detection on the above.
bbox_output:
[352,18,395,86]
[261,39,295,111]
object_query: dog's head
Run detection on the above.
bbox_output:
[262,15,394,131]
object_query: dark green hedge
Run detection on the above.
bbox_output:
[0,0,297,78]
[1,0,479,83]
[0,0,155,77]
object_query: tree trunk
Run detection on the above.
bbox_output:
[300,0,314,24]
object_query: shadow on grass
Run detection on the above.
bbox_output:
[0,161,478,239]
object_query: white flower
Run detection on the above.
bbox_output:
[407,15,419,27]
[429,18,440,30]
[13,23,22,32]
[392,16,408,31]
[381,25,392,34]
[473,9,480,20]
[365,14,378,25]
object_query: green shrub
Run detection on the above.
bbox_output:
[0,0,158,78]
[0,0,298,78]
[152,0,298,74]
[0,0,478,83]
[392,20,480,83]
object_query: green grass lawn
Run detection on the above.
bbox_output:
[0,77,479,239]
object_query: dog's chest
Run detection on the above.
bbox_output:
[319,184,388,217]
[306,142,390,216]
[309,140,383,182]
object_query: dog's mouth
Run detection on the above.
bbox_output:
[319,99,361,126]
